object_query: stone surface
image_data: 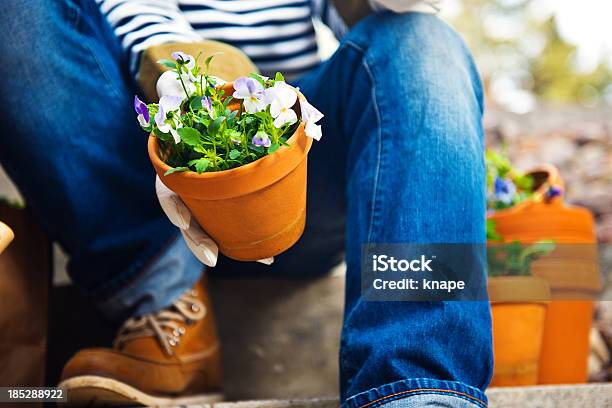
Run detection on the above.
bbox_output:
[486,383,612,407]
[209,268,345,400]
[164,383,612,408]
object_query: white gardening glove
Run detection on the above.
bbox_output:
[155,72,274,267]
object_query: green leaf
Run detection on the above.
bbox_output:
[275,72,285,82]
[189,96,203,111]
[204,53,222,74]
[154,128,172,142]
[229,149,241,160]
[249,145,264,154]
[268,143,280,154]
[249,73,266,87]
[189,158,210,173]
[208,116,226,134]
[164,166,189,176]
[204,54,217,67]
[157,59,176,68]
[177,127,202,147]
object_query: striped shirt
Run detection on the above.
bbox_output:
[96,0,440,80]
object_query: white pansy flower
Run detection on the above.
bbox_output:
[155,95,183,143]
[265,81,298,128]
[299,95,324,140]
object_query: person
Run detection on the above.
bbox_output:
[0,0,493,406]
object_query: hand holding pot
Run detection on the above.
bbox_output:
[155,176,274,267]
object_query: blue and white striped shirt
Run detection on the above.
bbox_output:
[96,0,347,79]
[96,0,440,79]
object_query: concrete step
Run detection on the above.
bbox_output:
[165,383,612,408]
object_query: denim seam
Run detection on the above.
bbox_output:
[363,389,487,408]
[343,378,488,408]
[66,0,81,31]
[344,41,383,243]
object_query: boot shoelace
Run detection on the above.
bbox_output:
[114,289,206,355]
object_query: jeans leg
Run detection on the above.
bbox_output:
[295,12,492,407]
[0,0,202,320]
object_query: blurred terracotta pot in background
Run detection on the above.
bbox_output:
[489,276,550,386]
[488,164,600,385]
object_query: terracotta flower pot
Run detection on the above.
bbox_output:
[488,164,600,384]
[488,276,550,386]
[149,86,313,261]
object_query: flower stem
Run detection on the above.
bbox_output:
[177,68,190,100]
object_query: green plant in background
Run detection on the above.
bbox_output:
[486,148,534,211]
[486,219,501,242]
[487,240,555,277]
[486,148,536,242]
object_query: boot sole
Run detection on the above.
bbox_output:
[59,375,224,407]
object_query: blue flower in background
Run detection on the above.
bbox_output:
[494,177,516,205]
[545,185,563,200]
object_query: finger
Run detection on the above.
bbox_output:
[156,70,185,98]
[156,176,191,229]
[181,220,219,267]
[257,257,274,265]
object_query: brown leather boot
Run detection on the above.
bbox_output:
[59,278,223,406]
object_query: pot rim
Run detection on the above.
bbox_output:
[488,275,551,304]
[149,123,307,180]
[149,123,312,200]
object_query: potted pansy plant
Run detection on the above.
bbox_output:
[135,52,323,261]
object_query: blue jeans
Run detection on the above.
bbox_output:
[0,1,492,406]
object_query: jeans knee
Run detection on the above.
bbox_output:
[345,12,483,113]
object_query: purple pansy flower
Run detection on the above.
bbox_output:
[202,96,213,116]
[134,95,149,127]
[233,77,266,113]
[252,131,271,148]
[171,51,195,68]
[494,177,516,205]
